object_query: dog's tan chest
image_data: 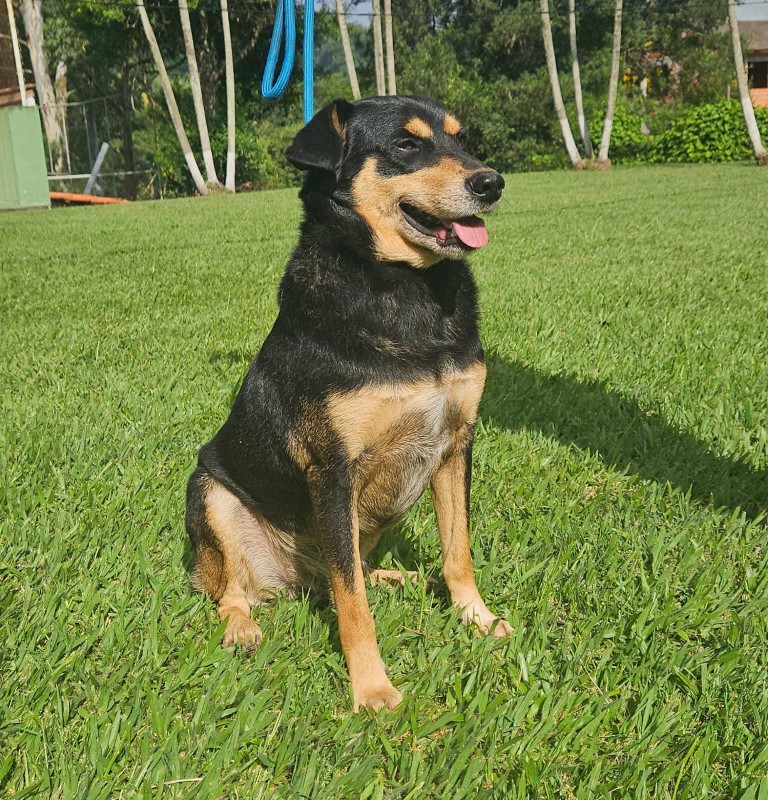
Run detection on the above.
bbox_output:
[326,363,485,531]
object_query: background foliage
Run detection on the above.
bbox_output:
[22,0,756,196]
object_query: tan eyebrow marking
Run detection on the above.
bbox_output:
[443,114,462,136]
[404,116,433,138]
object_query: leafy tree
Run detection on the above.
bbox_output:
[17,0,68,173]
[623,0,732,103]
[569,0,594,158]
[137,0,208,194]
[178,0,220,187]
[40,1,157,196]
[597,0,623,165]
[540,0,584,166]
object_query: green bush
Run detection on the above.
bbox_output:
[135,73,768,194]
[650,100,768,164]
[132,92,196,198]
[210,121,302,191]
[589,100,655,164]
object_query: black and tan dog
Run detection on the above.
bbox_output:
[186,95,512,711]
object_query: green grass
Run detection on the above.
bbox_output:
[2,163,767,799]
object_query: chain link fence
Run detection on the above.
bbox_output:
[43,95,160,199]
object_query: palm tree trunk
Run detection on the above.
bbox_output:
[136,0,209,195]
[220,0,236,191]
[598,0,623,165]
[335,0,361,99]
[53,59,71,174]
[568,0,592,159]
[19,0,66,173]
[372,0,386,95]
[540,0,583,168]
[383,0,396,95]
[728,0,768,166]
[178,0,220,187]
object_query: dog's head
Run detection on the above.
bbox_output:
[285,96,504,269]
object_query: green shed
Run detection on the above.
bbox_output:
[0,105,50,211]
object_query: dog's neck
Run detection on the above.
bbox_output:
[297,185,380,266]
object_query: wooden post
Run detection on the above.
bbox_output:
[372,0,386,95]
[5,0,27,105]
[383,0,396,95]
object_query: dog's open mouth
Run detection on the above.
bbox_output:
[400,203,489,250]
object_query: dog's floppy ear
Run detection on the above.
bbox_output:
[285,99,353,173]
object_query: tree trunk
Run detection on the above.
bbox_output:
[540,0,583,167]
[179,0,220,186]
[197,7,217,121]
[728,0,768,166]
[383,0,396,95]
[372,0,386,95]
[598,0,623,165]
[568,0,592,159]
[19,0,65,173]
[53,58,70,174]
[335,0,360,99]
[220,0,236,191]
[136,0,209,195]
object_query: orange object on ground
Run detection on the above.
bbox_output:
[50,191,129,205]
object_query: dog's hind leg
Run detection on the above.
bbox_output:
[186,470,264,649]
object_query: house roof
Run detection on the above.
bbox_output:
[742,21,768,55]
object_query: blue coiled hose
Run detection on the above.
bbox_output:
[261,0,314,124]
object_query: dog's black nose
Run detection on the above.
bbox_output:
[466,170,505,203]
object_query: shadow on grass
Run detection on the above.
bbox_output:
[482,355,767,520]
[203,348,767,520]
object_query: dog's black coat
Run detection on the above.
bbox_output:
[186,95,509,709]
[192,96,483,548]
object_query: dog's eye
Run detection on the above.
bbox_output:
[395,139,421,153]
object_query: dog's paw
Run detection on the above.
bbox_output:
[460,603,514,638]
[487,617,514,638]
[353,679,403,712]
[221,612,263,652]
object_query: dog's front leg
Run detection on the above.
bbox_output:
[432,425,513,637]
[308,465,403,712]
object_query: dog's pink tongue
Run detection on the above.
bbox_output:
[451,217,488,249]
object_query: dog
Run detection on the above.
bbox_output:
[186,95,512,712]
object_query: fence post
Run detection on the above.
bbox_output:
[84,142,109,195]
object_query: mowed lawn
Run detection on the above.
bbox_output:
[2,163,768,799]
